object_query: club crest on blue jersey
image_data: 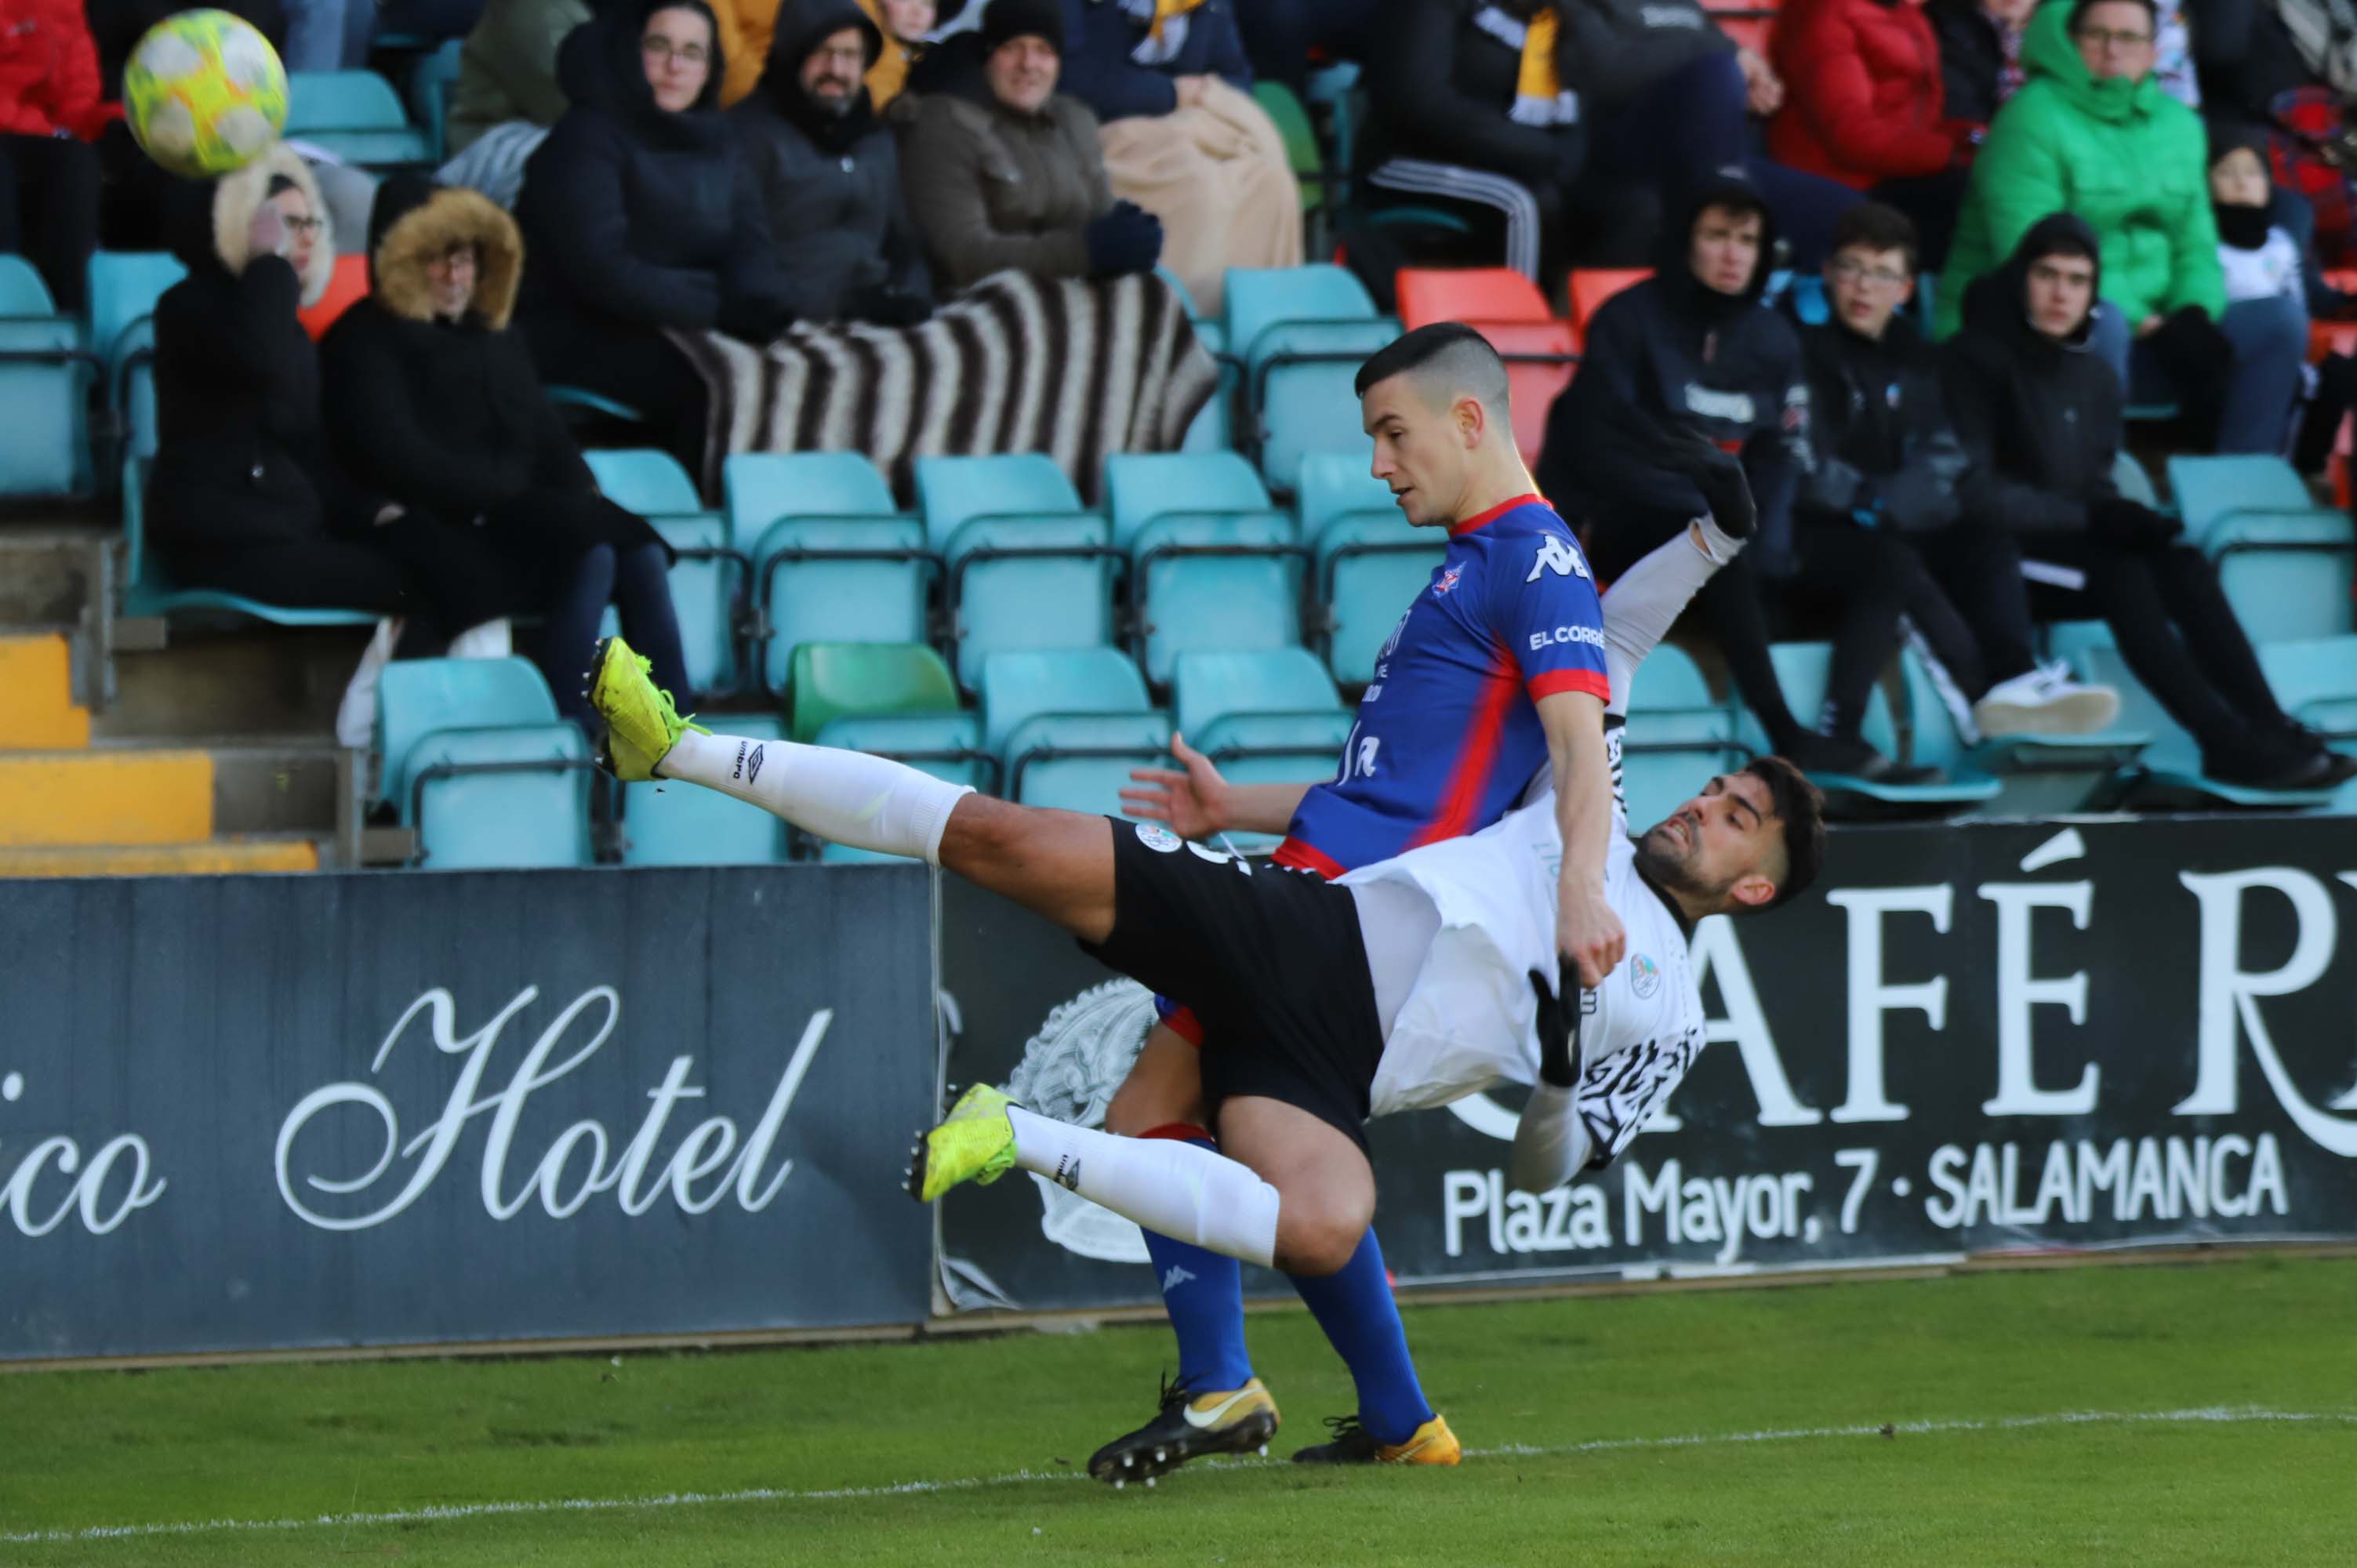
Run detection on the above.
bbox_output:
[1433,565,1463,596]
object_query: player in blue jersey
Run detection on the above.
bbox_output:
[1063,328,1756,1479]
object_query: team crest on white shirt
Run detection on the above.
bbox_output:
[1628,953,1661,1000]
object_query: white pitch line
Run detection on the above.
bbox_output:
[4,1406,2348,1547]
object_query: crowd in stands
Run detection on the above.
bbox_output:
[2,0,2355,798]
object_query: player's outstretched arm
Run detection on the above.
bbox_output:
[1120,731,1314,840]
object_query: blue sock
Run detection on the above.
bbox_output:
[1288,1227,1433,1445]
[1139,1135,1254,1392]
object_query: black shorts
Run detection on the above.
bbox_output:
[1084,818,1386,1152]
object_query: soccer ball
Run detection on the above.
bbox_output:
[125,10,289,180]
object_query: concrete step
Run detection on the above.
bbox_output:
[0,633,89,749]
[0,837,320,878]
[100,624,373,742]
[0,749,212,848]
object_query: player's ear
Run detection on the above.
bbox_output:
[1725,870,1778,913]
[1454,394,1484,448]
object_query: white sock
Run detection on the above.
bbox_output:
[1005,1106,1280,1269]
[653,729,972,864]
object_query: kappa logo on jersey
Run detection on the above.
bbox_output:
[1525,535,1591,584]
[1433,565,1464,596]
[1529,623,1607,652]
[1135,822,1182,853]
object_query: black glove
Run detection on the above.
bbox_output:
[844,284,932,328]
[1590,396,1758,539]
[1084,200,1164,278]
[2087,492,2183,550]
[2145,305,2232,446]
[1527,964,1585,1090]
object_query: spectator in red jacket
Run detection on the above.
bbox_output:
[0,0,120,310]
[1768,0,1979,266]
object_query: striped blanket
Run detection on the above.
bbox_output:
[668,270,1219,504]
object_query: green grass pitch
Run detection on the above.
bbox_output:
[3,1254,2351,1565]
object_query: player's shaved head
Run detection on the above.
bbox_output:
[1353,322,1513,416]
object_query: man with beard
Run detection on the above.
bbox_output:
[730,0,934,324]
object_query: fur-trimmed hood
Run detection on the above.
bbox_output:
[175,143,338,308]
[371,184,525,329]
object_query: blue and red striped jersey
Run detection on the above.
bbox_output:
[1276,494,1607,877]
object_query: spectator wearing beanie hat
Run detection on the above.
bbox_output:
[899,0,1161,289]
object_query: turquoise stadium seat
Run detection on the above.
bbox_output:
[917,455,1115,689]
[1224,265,1398,492]
[121,454,379,626]
[585,448,740,696]
[1737,643,1999,813]
[1898,646,2149,816]
[981,648,1166,811]
[622,714,786,866]
[1173,648,1342,737]
[88,250,183,470]
[1620,646,1749,831]
[406,39,464,162]
[2166,455,2355,642]
[1109,455,1302,684]
[1296,451,1444,685]
[2070,642,2337,808]
[372,659,594,866]
[2112,451,2159,507]
[728,452,929,698]
[0,256,95,496]
[2258,637,2357,811]
[2043,618,2114,667]
[285,71,434,165]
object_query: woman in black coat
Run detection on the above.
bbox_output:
[147,145,515,654]
[322,176,695,724]
[513,0,793,480]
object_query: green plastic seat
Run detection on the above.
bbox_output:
[787,642,960,743]
[1297,450,1442,685]
[622,714,787,866]
[1251,80,1325,216]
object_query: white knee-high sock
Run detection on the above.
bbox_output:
[1005,1106,1280,1270]
[1600,520,1743,715]
[656,730,972,865]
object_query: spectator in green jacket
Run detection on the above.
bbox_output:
[1936,0,2300,452]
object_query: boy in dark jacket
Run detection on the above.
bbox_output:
[1799,202,2119,738]
[1941,212,2355,788]
[1540,176,1930,779]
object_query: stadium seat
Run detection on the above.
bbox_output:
[0,256,95,497]
[917,455,1117,689]
[622,713,787,866]
[2068,643,2337,808]
[1735,643,2000,814]
[2167,456,2355,642]
[1106,454,1303,684]
[2112,451,2159,507]
[1181,318,1235,453]
[982,648,1167,811]
[586,448,743,697]
[2043,619,2114,668]
[1296,450,1444,685]
[1392,267,1574,465]
[1898,646,2150,817]
[407,38,465,163]
[812,708,996,861]
[1567,269,1650,340]
[88,253,183,477]
[298,252,369,340]
[2258,636,2357,811]
[1224,265,1400,492]
[1619,645,1749,830]
[374,658,596,866]
[787,642,960,743]
[285,71,434,165]
[119,452,380,626]
[728,452,929,697]
[1251,81,1329,244]
[1172,647,1343,739]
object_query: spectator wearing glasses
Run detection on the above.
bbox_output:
[1938,0,2304,455]
[1798,202,2120,741]
[514,0,794,477]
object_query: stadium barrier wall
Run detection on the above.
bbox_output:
[0,866,939,1362]
[937,816,2357,1309]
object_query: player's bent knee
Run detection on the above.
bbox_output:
[1273,1207,1367,1278]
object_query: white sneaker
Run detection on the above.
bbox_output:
[1972,662,2120,737]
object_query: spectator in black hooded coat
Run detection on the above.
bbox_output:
[147,146,515,655]
[1941,210,2356,789]
[323,176,695,724]
[514,0,794,477]
[1538,176,1943,780]
[730,0,933,323]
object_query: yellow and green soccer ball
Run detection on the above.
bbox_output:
[125,10,289,180]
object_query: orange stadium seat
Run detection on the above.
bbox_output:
[1394,268,1576,462]
[1568,268,1651,339]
